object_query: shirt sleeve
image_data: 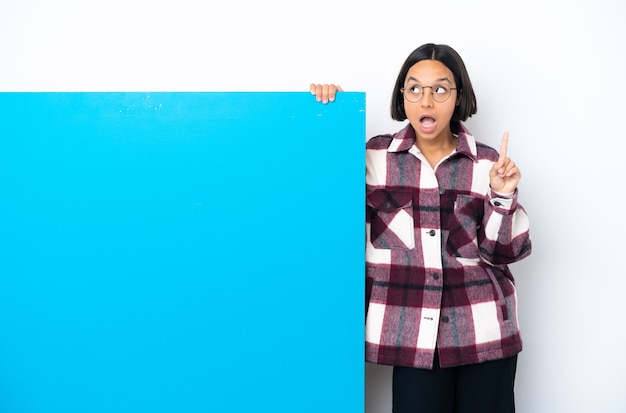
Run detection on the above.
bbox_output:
[480,189,532,265]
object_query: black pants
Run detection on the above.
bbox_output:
[392,353,518,413]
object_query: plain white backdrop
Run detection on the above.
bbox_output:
[1,1,625,412]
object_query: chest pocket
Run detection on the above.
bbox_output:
[367,189,415,250]
[445,194,483,258]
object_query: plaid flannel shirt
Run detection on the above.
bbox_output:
[365,122,532,369]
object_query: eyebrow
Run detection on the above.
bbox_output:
[406,76,453,84]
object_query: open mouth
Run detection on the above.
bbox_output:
[418,115,437,133]
[420,115,436,126]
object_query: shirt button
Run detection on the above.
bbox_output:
[494,201,502,207]
[439,188,446,195]
[427,230,436,236]
[432,273,440,280]
[441,316,450,323]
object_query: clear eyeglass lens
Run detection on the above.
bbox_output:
[432,86,451,102]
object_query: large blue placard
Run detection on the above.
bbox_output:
[0,92,365,413]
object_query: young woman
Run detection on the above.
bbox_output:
[311,43,532,413]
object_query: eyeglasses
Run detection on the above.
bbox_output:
[401,85,458,103]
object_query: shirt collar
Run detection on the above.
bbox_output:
[388,121,478,162]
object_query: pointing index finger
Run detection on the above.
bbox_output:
[499,132,509,162]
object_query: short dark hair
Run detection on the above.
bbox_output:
[391,43,477,122]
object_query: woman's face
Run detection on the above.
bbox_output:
[402,59,461,143]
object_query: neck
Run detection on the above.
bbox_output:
[416,132,457,168]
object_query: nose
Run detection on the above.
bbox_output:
[421,87,434,107]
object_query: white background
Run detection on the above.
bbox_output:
[1,1,625,412]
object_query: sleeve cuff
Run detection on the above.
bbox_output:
[489,189,517,209]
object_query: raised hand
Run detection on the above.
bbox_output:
[309,83,343,104]
[489,132,521,194]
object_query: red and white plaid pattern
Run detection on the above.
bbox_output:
[365,122,532,369]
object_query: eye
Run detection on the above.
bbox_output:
[433,85,449,95]
[409,85,422,94]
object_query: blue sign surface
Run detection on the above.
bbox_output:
[0,92,365,413]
